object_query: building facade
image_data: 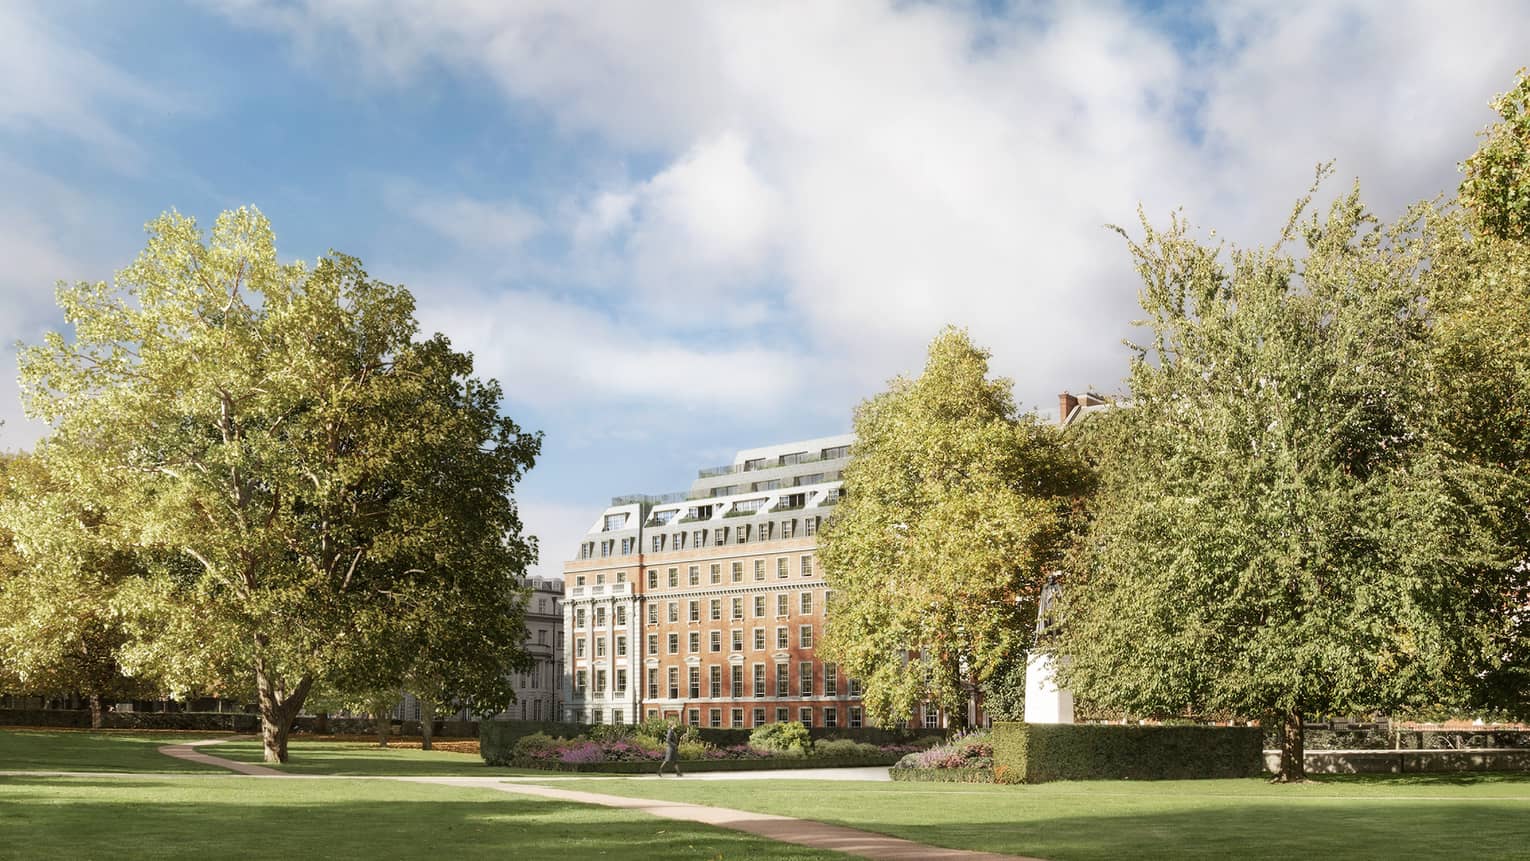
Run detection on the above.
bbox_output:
[563,435,864,729]
[506,575,564,722]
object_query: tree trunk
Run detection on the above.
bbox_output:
[88,693,104,730]
[1274,708,1306,783]
[370,693,394,747]
[419,698,435,751]
[253,646,314,764]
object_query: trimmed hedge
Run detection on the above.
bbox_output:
[889,766,993,783]
[479,719,920,765]
[502,754,899,773]
[992,721,1264,783]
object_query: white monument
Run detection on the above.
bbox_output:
[1023,575,1074,724]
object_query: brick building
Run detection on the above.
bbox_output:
[563,435,864,729]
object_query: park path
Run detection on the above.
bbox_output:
[156,738,1044,861]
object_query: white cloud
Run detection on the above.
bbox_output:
[390,186,543,250]
[518,498,600,579]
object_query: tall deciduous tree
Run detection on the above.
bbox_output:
[18,208,541,761]
[819,328,1090,728]
[1056,170,1530,781]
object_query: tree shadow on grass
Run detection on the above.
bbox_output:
[0,778,841,861]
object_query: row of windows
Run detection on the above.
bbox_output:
[579,537,639,559]
[649,517,821,553]
[644,663,854,700]
[573,634,628,659]
[647,591,817,624]
[572,570,628,588]
[573,605,629,629]
[646,624,815,655]
[648,556,814,590]
[573,668,629,696]
[643,705,862,729]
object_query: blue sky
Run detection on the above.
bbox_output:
[2,0,1527,577]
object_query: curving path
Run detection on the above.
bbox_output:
[154,738,1044,861]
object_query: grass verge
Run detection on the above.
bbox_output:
[544,773,1530,861]
[0,728,228,773]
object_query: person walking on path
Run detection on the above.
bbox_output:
[658,720,684,777]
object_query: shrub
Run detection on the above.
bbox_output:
[889,766,994,783]
[991,721,1264,783]
[750,721,812,754]
[814,738,880,758]
[512,732,560,758]
[892,729,994,771]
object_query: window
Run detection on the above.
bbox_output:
[800,707,813,727]
[776,594,789,617]
[688,632,699,653]
[647,668,659,699]
[647,569,658,589]
[776,707,789,723]
[621,537,634,554]
[651,535,664,553]
[782,520,795,539]
[667,633,679,654]
[595,606,607,627]
[799,661,813,697]
[616,669,627,694]
[614,634,626,657]
[590,710,602,724]
[667,667,679,700]
[731,666,744,698]
[647,634,658,655]
[924,704,939,729]
[754,560,765,581]
[595,638,606,657]
[731,562,744,583]
[665,602,678,624]
[594,669,606,693]
[799,625,814,649]
[576,639,586,658]
[668,568,679,587]
[753,595,766,618]
[801,555,813,577]
[613,709,625,724]
[710,631,721,652]
[575,669,587,694]
[753,707,766,727]
[709,665,721,698]
[849,678,862,698]
[776,627,788,649]
[575,609,586,629]
[775,662,789,697]
[757,522,772,541]
[825,708,838,728]
[744,457,767,471]
[647,604,658,625]
[849,707,862,728]
[731,708,744,728]
[800,592,813,614]
[694,530,707,548]
[714,528,727,545]
[709,709,721,727]
[709,599,721,621]
[689,600,700,622]
[731,597,744,620]
[596,573,605,586]
[710,563,721,584]
[688,565,700,586]
[731,629,743,652]
[688,667,700,699]
[822,445,850,460]
[753,664,766,698]
[674,532,686,551]
[735,525,749,544]
[777,558,788,578]
[824,663,838,696]
[616,570,626,584]
[615,606,627,626]
[753,628,765,650]
[805,517,818,537]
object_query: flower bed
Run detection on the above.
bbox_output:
[888,729,996,783]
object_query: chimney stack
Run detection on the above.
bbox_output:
[1058,392,1079,426]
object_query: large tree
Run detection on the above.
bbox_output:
[1056,170,1530,781]
[818,328,1090,729]
[18,208,541,761]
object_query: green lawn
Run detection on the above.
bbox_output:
[211,738,545,776]
[0,775,845,860]
[0,729,229,773]
[546,774,1530,861]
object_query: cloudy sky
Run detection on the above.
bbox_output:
[2,0,1526,576]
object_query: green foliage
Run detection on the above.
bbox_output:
[888,766,994,783]
[1056,173,1530,779]
[819,327,1092,728]
[748,720,812,754]
[1461,69,1530,242]
[813,738,880,757]
[990,722,1264,783]
[14,208,541,761]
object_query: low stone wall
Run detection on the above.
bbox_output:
[1263,748,1530,774]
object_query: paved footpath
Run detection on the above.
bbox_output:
[153,739,1043,861]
